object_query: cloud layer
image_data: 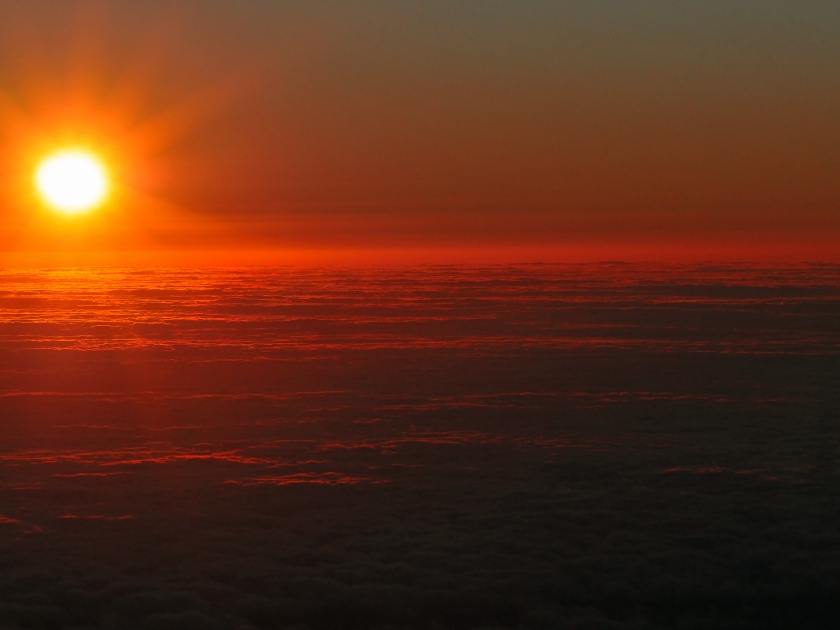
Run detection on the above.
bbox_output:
[0,264,838,628]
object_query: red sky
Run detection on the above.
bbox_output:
[0,1,838,264]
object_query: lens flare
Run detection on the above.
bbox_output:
[35,151,108,214]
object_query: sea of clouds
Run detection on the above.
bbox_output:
[0,265,838,629]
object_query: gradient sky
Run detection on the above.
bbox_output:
[0,0,838,263]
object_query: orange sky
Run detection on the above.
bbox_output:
[0,1,838,264]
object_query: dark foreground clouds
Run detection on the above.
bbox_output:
[0,265,839,629]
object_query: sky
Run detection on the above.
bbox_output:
[0,0,838,264]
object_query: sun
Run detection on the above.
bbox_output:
[34,150,109,214]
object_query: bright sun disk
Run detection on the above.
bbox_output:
[35,150,108,213]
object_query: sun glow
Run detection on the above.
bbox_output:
[35,151,109,214]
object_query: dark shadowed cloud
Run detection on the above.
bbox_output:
[0,265,838,628]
